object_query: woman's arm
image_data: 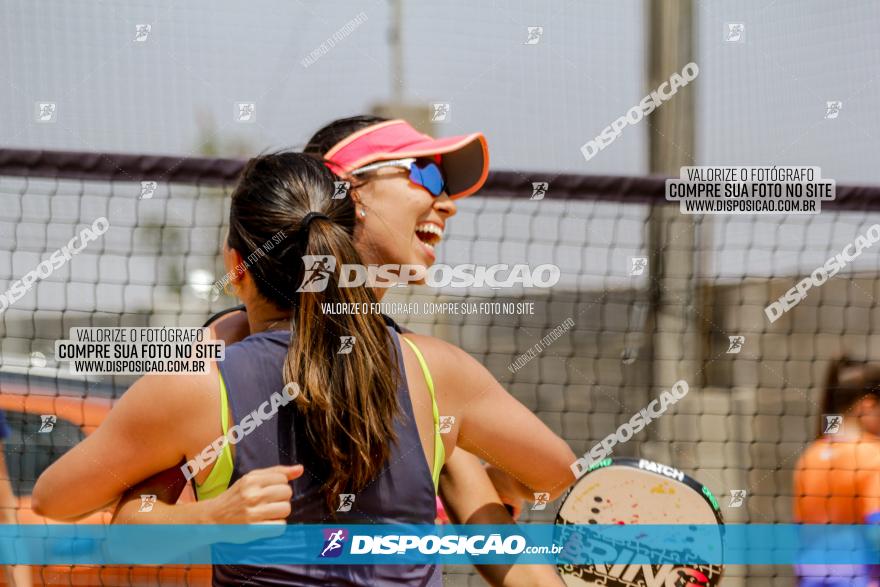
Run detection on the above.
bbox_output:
[111,466,204,524]
[439,450,564,587]
[32,370,216,521]
[105,465,297,564]
[109,310,297,526]
[408,333,577,501]
[37,309,251,522]
[112,464,301,525]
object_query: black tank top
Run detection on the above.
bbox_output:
[211,322,440,586]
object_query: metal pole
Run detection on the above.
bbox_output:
[390,0,403,104]
[645,0,703,393]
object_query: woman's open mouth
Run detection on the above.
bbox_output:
[414,222,443,257]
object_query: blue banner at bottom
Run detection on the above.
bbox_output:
[0,524,876,565]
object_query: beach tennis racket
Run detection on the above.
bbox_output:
[555,457,724,586]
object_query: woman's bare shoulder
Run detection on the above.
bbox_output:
[398,332,492,392]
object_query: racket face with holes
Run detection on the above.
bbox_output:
[555,458,724,586]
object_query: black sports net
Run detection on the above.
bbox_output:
[2,150,880,586]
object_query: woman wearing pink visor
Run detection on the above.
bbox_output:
[320,118,490,275]
[103,116,569,586]
[324,118,489,199]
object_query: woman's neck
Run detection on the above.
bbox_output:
[243,299,291,334]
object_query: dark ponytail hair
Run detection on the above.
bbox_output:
[819,355,880,438]
[227,152,400,511]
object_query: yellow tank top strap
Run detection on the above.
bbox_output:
[194,372,235,501]
[400,335,444,492]
[198,344,442,499]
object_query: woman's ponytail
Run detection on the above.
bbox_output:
[227,152,401,512]
[285,214,400,512]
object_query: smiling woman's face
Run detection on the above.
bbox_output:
[350,162,457,279]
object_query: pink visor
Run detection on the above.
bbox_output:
[324,119,489,199]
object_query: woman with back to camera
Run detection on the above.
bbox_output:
[32,149,576,585]
[111,115,568,586]
[794,356,880,587]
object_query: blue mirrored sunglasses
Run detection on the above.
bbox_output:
[350,157,446,197]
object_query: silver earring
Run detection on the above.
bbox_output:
[359,210,366,217]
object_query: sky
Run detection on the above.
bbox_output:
[3,0,876,181]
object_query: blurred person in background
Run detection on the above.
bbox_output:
[794,357,880,587]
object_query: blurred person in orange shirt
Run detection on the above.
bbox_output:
[794,357,880,587]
